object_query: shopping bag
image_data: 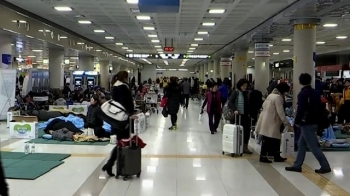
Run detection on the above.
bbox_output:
[198,114,204,123]
[160,97,168,107]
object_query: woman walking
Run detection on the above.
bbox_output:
[164,77,182,130]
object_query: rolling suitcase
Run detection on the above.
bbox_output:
[115,118,142,181]
[222,115,244,157]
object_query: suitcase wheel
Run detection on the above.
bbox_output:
[137,172,141,178]
[231,153,235,157]
[239,153,243,157]
[123,176,130,181]
[222,151,225,155]
[115,175,119,179]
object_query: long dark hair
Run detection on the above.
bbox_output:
[111,71,129,85]
[91,94,100,106]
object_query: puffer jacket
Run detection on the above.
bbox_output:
[85,104,103,128]
[52,128,74,141]
[164,82,182,114]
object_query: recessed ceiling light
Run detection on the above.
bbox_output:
[12,20,27,23]
[323,23,338,27]
[38,29,51,32]
[202,22,215,26]
[156,49,163,51]
[126,49,133,52]
[126,0,139,4]
[11,44,14,46]
[191,44,199,47]
[154,45,161,48]
[282,38,292,42]
[148,34,158,38]
[198,31,208,35]
[151,40,160,43]
[137,16,151,20]
[54,7,72,11]
[95,49,102,52]
[32,50,43,52]
[283,50,290,53]
[78,20,92,24]
[158,51,163,54]
[273,52,279,55]
[27,56,36,58]
[122,47,129,49]
[336,36,347,39]
[60,36,68,39]
[194,38,203,41]
[188,50,194,53]
[105,36,114,39]
[115,43,123,45]
[209,9,226,14]
[77,42,84,45]
[269,44,273,47]
[189,48,196,50]
[252,58,255,60]
[248,51,254,53]
[316,41,326,44]
[94,30,105,33]
[143,27,155,30]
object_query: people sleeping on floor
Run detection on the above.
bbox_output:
[44,118,83,135]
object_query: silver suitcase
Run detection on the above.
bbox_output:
[222,115,244,157]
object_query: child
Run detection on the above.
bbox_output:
[201,83,223,134]
[85,95,108,138]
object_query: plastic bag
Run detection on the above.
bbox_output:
[199,114,204,123]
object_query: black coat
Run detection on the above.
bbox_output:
[165,82,182,114]
[112,81,134,115]
[0,156,8,196]
[85,104,103,128]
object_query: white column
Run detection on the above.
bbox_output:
[293,21,317,108]
[213,58,220,80]
[203,63,208,80]
[99,61,109,89]
[49,49,64,89]
[220,56,231,79]
[112,63,120,74]
[78,56,94,71]
[208,61,214,79]
[199,65,203,81]
[232,50,248,85]
[0,36,13,69]
[254,43,270,93]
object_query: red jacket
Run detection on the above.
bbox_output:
[118,135,147,148]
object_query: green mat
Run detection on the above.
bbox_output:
[27,128,110,146]
[334,130,350,139]
[1,152,70,180]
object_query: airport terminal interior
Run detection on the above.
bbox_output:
[1,0,350,195]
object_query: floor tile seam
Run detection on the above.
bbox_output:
[285,159,350,196]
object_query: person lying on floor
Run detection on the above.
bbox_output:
[84,95,110,138]
[44,118,83,135]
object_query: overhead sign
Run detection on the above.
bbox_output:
[125,53,211,59]
[164,47,174,52]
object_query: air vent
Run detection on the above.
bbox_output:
[211,0,235,3]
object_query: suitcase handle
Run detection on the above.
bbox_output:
[129,116,139,146]
[235,115,241,126]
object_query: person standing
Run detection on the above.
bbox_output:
[285,73,331,174]
[228,79,252,154]
[164,77,182,130]
[201,83,222,134]
[181,78,191,109]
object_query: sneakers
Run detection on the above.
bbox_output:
[168,125,177,130]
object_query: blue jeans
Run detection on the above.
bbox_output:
[293,124,330,169]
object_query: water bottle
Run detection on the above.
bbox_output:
[24,143,30,154]
[30,143,35,153]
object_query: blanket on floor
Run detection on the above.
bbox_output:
[320,126,350,148]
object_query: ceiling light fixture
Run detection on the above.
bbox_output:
[115,43,123,45]
[189,48,196,50]
[94,30,105,33]
[336,36,347,39]
[148,34,158,38]
[12,20,27,23]
[158,51,163,54]
[122,47,129,49]
[202,22,215,26]
[78,20,92,24]
[32,50,43,52]
[143,27,155,30]
[282,38,292,42]
[323,23,338,27]
[273,52,279,55]
[54,7,72,11]
[194,38,203,41]
[156,49,163,51]
[60,36,68,39]
[151,40,160,43]
[154,45,161,48]
[77,42,84,45]
[105,36,114,39]
[248,51,254,53]
[188,50,194,53]
[269,44,273,47]
[209,9,226,14]
[95,49,102,52]
[191,44,199,47]
[197,31,208,35]
[283,50,290,53]
[127,50,133,52]
[27,56,36,58]
[126,0,139,4]
[316,41,326,44]
[38,30,51,32]
[137,16,151,20]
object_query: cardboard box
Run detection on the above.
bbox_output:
[12,116,38,123]
[68,105,88,116]
[9,122,38,139]
[49,105,68,111]
[7,111,20,128]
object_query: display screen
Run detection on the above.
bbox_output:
[88,81,93,85]
[75,80,81,85]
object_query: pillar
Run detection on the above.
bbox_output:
[112,63,120,74]
[213,58,220,80]
[232,50,248,85]
[99,61,109,89]
[203,63,208,80]
[292,19,319,108]
[254,43,270,93]
[0,36,13,69]
[208,61,214,79]
[220,56,232,79]
[49,49,65,89]
[78,56,94,71]
[199,65,204,81]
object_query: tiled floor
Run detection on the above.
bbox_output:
[1,101,350,196]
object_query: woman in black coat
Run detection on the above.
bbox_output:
[164,77,182,130]
[102,71,136,177]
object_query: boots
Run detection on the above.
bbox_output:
[274,151,287,162]
[243,144,253,154]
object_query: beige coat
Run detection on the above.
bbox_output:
[255,89,289,139]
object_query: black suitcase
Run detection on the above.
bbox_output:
[115,119,142,181]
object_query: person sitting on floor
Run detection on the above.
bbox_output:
[85,95,109,138]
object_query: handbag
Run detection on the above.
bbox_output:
[100,100,129,129]
[160,97,168,107]
[162,108,168,117]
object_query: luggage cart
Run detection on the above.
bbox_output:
[145,92,159,114]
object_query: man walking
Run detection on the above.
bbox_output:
[285,73,331,174]
[181,78,191,109]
